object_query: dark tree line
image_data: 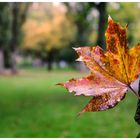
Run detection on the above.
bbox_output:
[64,2,107,50]
[0,3,11,73]
[94,2,107,49]
[0,2,30,74]
[0,2,108,72]
[10,3,30,73]
[54,2,108,71]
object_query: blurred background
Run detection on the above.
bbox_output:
[0,2,139,137]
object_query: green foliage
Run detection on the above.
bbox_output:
[10,3,30,48]
[65,3,95,46]
[0,3,11,49]
[0,3,29,49]
[0,3,30,69]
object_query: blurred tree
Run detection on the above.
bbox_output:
[64,3,93,46]
[64,2,107,50]
[22,3,76,70]
[0,3,11,73]
[10,2,30,73]
[93,2,107,49]
[57,45,76,64]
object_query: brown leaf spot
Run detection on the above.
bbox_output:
[107,36,118,54]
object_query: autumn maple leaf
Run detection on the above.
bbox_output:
[58,16,140,114]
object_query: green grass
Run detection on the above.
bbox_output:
[0,70,139,138]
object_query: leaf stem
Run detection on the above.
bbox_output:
[129,85,140,99]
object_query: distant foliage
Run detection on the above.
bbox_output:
[0,3,11,49]
[22,3,76,52]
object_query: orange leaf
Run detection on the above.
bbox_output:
[58,16,140,113]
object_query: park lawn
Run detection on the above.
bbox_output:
[0,70,139,138]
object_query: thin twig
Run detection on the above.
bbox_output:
[129,85,140,99]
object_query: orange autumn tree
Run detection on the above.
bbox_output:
[58,16,140,114]
[22,3,76,70]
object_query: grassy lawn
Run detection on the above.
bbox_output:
[0,70,139,138]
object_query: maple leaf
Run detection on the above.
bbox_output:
[58,16,140,114]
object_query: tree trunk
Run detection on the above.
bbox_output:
[48,60,52,71]
[134,79,140,138]
[0,49,4,74]
[96,3,107,50]
[10,3,19,74]
[10,3,29,73]
[10,50,17,74]
[47,50,54,71]
[3,48,11,68]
